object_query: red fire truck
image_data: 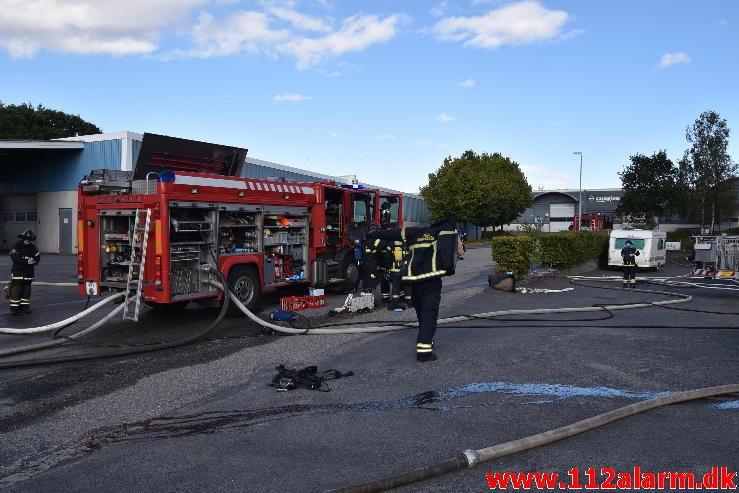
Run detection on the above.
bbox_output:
[77,134,402,318]
[571,214,613,231]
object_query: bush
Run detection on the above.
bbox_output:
[492,231,608,277]
[491,235,534,278]
[539,231,609,268]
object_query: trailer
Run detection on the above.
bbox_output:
[690,235,739,278]
[77,133,402,319]
[607,230,667,270]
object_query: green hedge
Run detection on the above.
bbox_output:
[491,235,534,277]
[539,231,609,268]
[492,231,608,277]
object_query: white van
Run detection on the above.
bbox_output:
[608,230,667,270]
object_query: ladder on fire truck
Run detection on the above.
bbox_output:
[122,208,151,322]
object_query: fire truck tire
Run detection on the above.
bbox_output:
[228,266,261,316]
[339,254,359,293]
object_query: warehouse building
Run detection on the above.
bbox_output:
[511,183,739,233]
[0,132,429,253]
[515,188,625,232]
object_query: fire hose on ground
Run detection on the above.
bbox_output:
[330,383,739,493]
[215,280,694,335]
[0,292,125,335]
[1,278,736,493]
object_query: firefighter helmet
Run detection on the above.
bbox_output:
[18,229,37,241]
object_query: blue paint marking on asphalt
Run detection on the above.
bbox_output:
[389,381,737,412]
[711,400,739,410]
[435,381,674,402]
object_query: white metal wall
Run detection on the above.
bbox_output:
[36,191,78,254]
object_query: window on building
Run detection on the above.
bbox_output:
[15,212,26,222]
[1,212,13,223]
[658,239,665,250]
[27,211,38,222]
[614,238,645,249]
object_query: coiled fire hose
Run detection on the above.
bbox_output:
[331,383,739,493]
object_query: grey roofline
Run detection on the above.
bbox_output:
[534,188,623,193]
[0,140,85,150]
[246,156,422,198]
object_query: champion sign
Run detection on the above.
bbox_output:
[588,195,621,203]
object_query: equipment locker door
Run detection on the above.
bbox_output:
[59,208,73,253]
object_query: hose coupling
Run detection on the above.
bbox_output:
[461,449,481,468]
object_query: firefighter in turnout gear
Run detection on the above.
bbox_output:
[367,219,458,362]
[387,240,411,310]
[377,239,394,303]
[621,239,640,288]
[8,230,41,315]
[360,225,388,296]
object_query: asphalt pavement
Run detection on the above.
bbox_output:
[0,248,737,492]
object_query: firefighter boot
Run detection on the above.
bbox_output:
[417,353,437,362]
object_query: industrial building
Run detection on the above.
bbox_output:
[516,188,625,232]
[0,132,430,253]
[512,182,739,233]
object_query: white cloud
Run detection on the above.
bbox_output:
[457,78,476,88]
[0,0,404,67]
[376,134,396,141]
[329,131,338,138]
[416,140,433,147]
[430,1,448,17]
[435,113,457,123]
[434,0,569,50]
[659,52,691,68]
[274,93,312,102]
[187,11,289,58]
[280,13,406,68]
[268,6,332,32]
[179,9,405,68]
[0,0,204,58]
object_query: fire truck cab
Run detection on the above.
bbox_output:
[77,134,402,313]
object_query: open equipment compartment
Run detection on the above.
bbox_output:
[168,203,218,300]
[262,206,309,285]
[218,205,262,255]
[99,210,136,288]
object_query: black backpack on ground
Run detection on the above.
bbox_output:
[269,365,354,392]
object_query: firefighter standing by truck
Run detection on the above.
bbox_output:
[360,225,388,296]
[8,230,41,315]
[367,219,458,362]
[621,239,640,288]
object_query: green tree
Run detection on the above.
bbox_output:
[0,101,101,139]
[617,150,679,228]
[680,110,736,232]
[420,150,532,231]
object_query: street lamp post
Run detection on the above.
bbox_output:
[573,152,583,230]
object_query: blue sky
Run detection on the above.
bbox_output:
[1,0,737,193]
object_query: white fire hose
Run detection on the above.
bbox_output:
[0,292,125,334]
[211,281,693,335]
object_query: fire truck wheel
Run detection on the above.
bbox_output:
[228,266,261,316]
[340,258,359,294]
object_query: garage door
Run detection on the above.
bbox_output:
[549,203,575,232]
